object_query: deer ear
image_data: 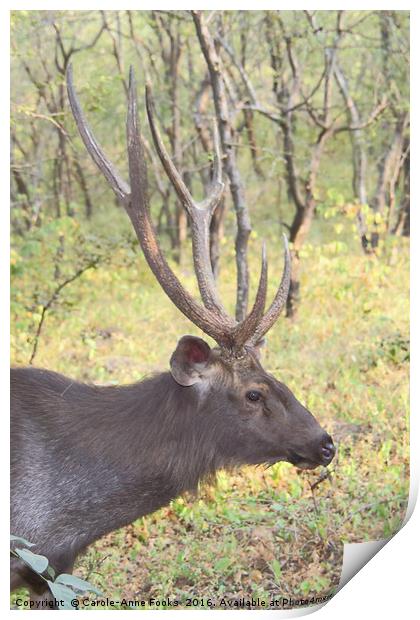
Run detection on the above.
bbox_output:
[170,336,212,386]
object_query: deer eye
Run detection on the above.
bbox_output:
[246,390,262,402]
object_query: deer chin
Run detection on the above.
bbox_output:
[294,461,320,471]
[287,452,322,471]
[262,455,318,470]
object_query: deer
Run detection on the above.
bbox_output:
[10,66,335,606]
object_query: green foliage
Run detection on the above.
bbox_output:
[54,574,102,596]
[373,333,410,366]
[15,548,49,574]
[10,536,103,609]
[10,535,35,547]
[11,214,137,365]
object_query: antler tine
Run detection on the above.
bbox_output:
[247,234,291,346]
[145,83,194,215]
[145,84,233,324]
[66,64,130,205]
[126,67,233,348]
[232,243,268,350]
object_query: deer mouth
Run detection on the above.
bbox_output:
[263,453,321,470]
[287,452,322,470]
[288,435,336,470]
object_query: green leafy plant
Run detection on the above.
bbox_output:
[366,333,410,368]
[10,536,102,610]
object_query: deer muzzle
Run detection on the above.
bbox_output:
[289,432,336,470]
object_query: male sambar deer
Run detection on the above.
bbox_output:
[11,66,335,604]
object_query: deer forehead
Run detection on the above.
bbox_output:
[215,350,266,386]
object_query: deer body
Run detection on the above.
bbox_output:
[11,344,334,597]
[11,66,335,603]
[12,370,193,550]
[11,368,224,575]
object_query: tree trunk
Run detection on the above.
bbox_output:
[372,113,408,247]
[287,204,315,317]
[73,160,93,219]
[193,78,227,280]
[393,141,410,237]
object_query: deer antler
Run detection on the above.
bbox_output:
[247,235,291,346]
[66,65,291,355]
[145,84,232,324]
[126,69,236,348]
[66,65,130,206]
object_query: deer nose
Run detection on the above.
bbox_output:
[319,433,335,465]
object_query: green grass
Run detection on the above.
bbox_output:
[10,211,409,609]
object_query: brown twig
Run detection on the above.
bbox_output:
[29,259,101,365]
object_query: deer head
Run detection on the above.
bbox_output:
[66,66,335,470]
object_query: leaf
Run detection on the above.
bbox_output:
[214,557,232,572]
[55,573,103,596]
[249,569,263,583]
[20,240,41,257]
[270,558,282,583]
[10,535,35,547]
[271,503,284,512]
[47,580,77,610]
[15,548,49,574]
